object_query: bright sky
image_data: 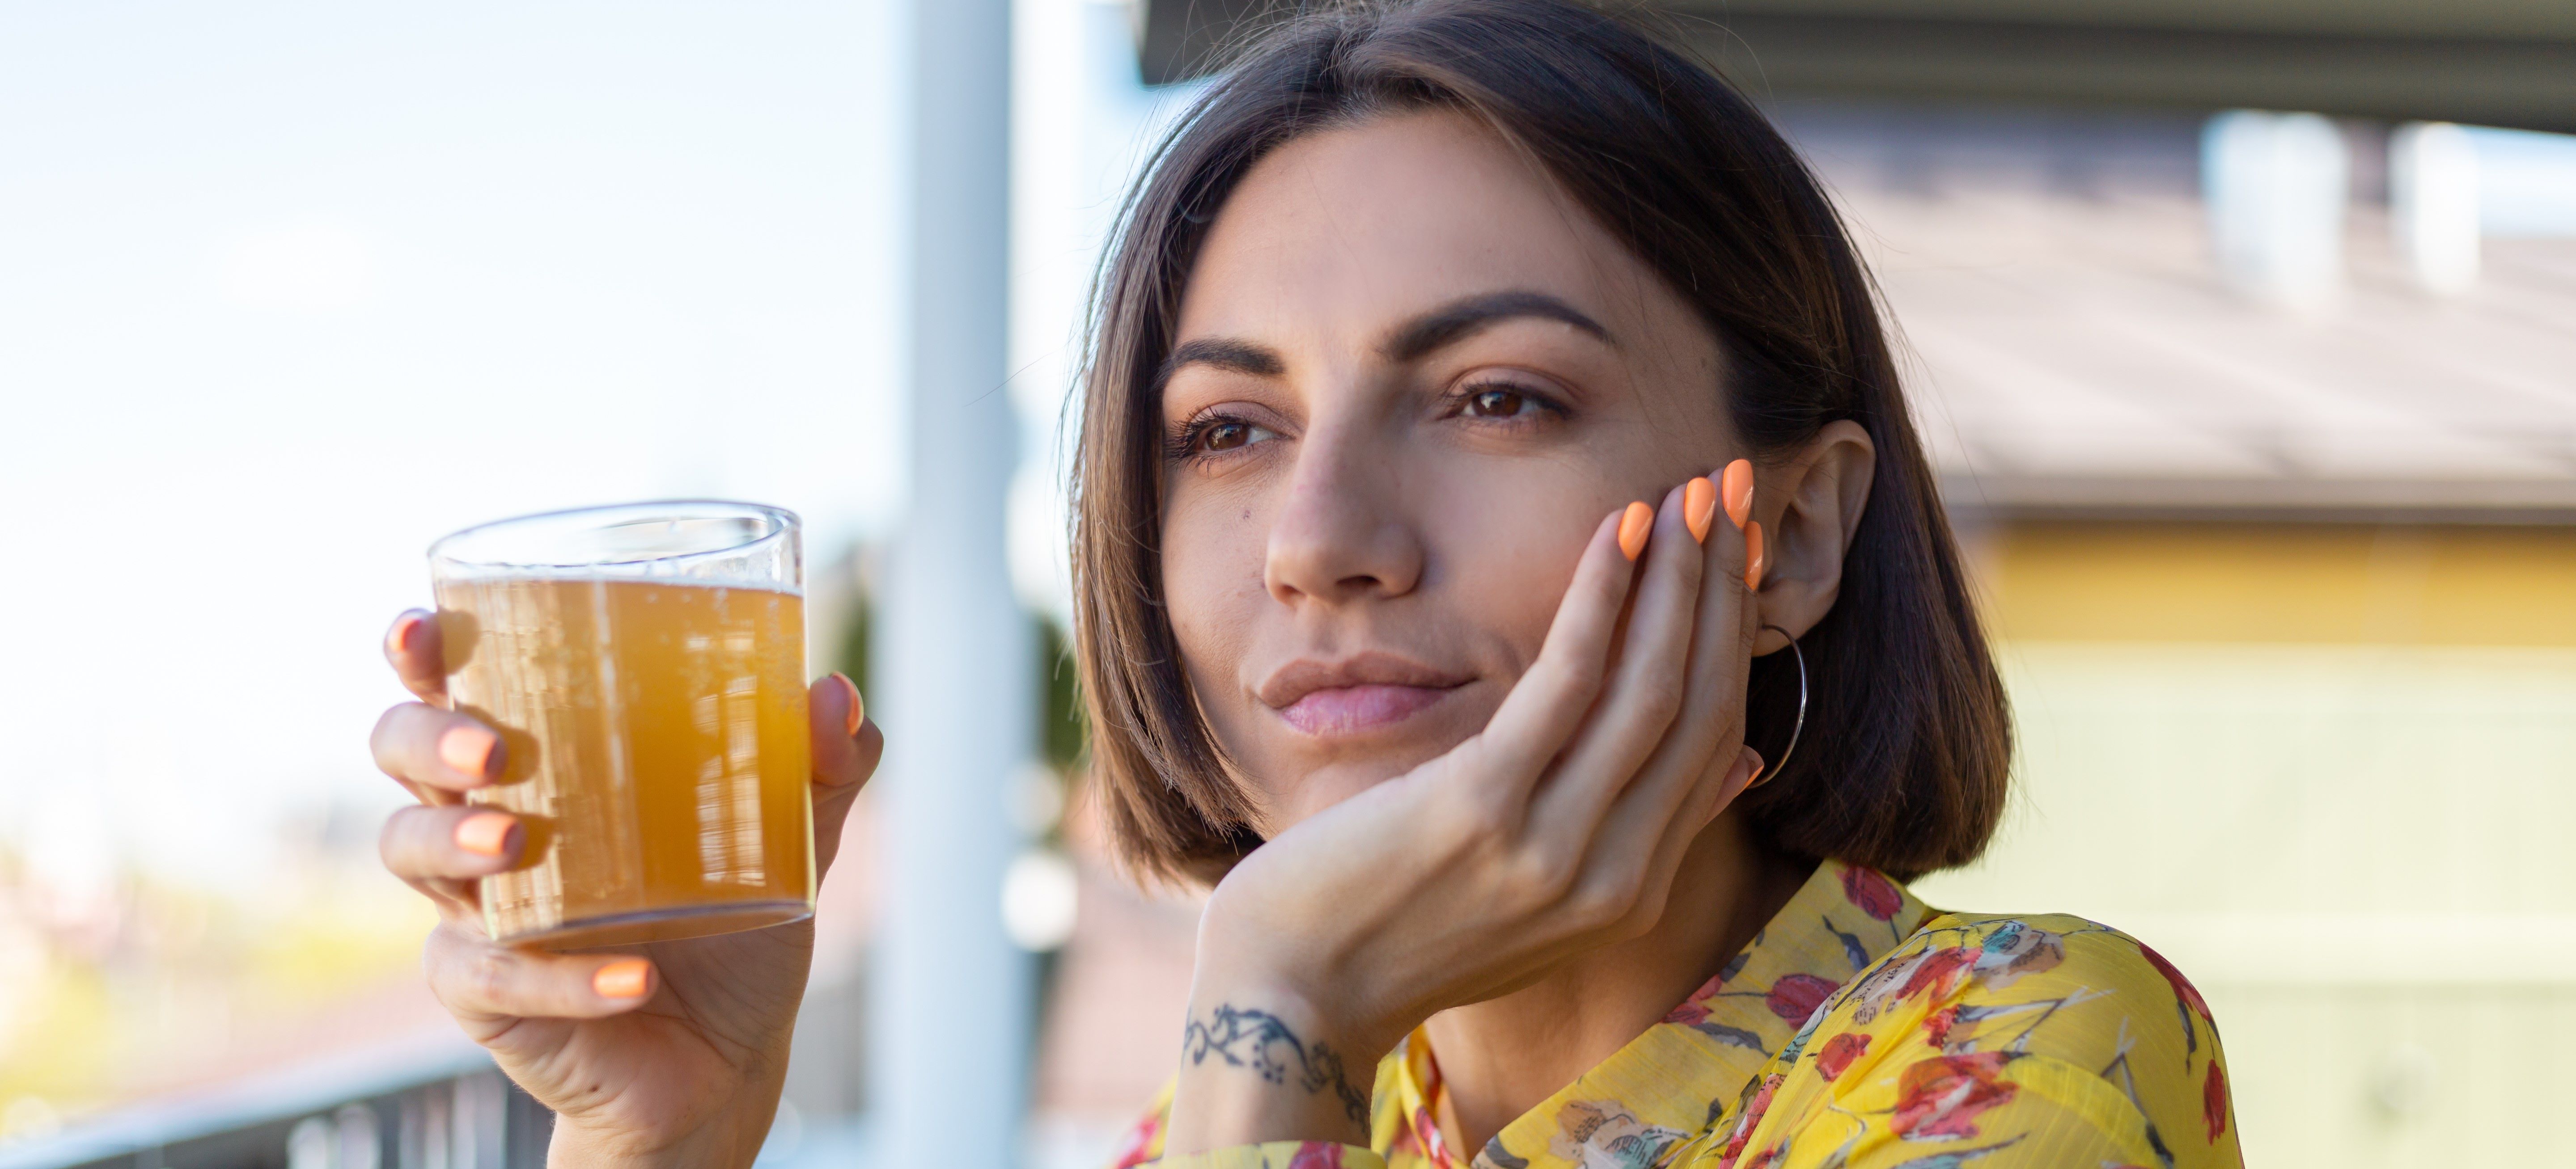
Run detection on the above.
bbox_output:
[2469,125,2576,236]
[0,0,1179,895]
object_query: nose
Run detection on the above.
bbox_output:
[1263,421,1425,607]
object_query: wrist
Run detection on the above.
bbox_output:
[545,1086,780,1169]
[1195,888,1387,1050]
[1164,980,1385,1156]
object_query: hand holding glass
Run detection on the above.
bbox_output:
[428,501,816,948]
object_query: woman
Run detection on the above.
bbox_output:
[370,1,2239,1165]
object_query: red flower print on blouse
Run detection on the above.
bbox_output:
[2203,1060,2230,1142]
[1664,996,1712,1027]
[1898,945,1976,1003]
[1840,866,1904,922]
[1110,1111,1162,1169]
[1922,1004,1960,1049]
[1890,1052,2018,1140]
[1816,1032,1871,1081]
[1287,1141,1345,1169]
[1407,1101,1457,1169]
[2140,942,2212,1021]
[1766,973,1842,1022]
[1716,1074,1783,1168]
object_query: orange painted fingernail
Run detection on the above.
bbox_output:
[453,811,517,857]
[1684,477,1718,544]
[1745,521,1767,590]
[1617,501,1653,561]
[386,612,424,658]
[1707,748,1767,825]
[592,958,651,1000]
[438,725,499,780]
[833,672,864,737]
[1721,460,1754,530]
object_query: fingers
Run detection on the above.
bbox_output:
[373,702,506,799]
[1555,464,1762,938]
[1624,470,1758,799]
[385,609,449,705]
[1602,746,1764,933]
[808,672,881,791]
[1712,747,1763,826]
[425,924,657,1023]
[1527,463,1759,942]
[1721,459,1755,531]
[381,804,524,882]
[808,672,885,874]
[1684,476,1719,544]
[1470,509,1640,801]
[1529,483,1705,835]
[1616,501,1653,561]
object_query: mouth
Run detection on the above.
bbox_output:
[1260,652,1470,738]
[1280,684,1457,736]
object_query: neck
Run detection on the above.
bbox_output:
[1419,811,1809,1157]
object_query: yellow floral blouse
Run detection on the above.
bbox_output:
[1112,858,2240,1169]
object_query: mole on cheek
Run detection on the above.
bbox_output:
[1242,509,1251,520]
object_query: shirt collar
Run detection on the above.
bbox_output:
[1378,858,1934,1169]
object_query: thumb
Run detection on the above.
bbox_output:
[808,673,884,875]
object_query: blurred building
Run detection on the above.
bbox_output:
[1786,102,2576,1165]
[1058,3,2576,1165]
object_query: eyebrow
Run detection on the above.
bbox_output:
[1156,289,1611,388]
[1382,290,1611,362]
[1158,338,1284,386]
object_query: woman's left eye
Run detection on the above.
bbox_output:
[1450,381,1564,424]
[1465,387,1529,418]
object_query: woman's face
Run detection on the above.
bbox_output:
[1159,110,1744,831]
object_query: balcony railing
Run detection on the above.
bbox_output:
[0,1037,554,1169]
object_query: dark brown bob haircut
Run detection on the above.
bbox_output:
[1071,0,2011,885]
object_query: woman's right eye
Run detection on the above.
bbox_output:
[1201,420,1257,452]
[1168,414,1278,464]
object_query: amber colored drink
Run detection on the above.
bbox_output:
[434,575,814,947]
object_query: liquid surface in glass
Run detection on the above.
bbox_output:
[434,576,814,948]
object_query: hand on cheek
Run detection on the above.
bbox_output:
[1165,469,1767,1155]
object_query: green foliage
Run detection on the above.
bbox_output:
[1038,615,1088,772]
[832,582,1085,771]
[836,592,871,702]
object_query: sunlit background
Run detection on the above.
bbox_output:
[2,1,2572,1166]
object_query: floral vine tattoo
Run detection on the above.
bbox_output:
[1182,1004,1371,1127]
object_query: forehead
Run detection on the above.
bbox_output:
[1176,109,1675,346]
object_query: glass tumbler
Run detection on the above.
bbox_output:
[428,501,815,948]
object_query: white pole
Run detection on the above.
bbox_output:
[872,0,1033,1163]
[2203,110,2349,308]
[2390,122,2482,296]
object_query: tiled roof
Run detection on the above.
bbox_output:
[1787,106,2576,522]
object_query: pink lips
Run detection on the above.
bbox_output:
[1260,652,1467,738]
[1280,683,1453,736]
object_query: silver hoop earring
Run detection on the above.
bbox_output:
[1755,624,1807,786]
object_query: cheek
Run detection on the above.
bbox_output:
[1428,469,1619,673]
[1159,496,1271,709]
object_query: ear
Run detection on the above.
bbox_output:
[1750,419,1875,655]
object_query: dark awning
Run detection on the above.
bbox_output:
[1136,0,2576,134]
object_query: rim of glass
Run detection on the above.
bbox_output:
[428,499,800,573]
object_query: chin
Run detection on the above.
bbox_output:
[1263,732,1467,828]
[1269,764,1411,827]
